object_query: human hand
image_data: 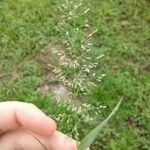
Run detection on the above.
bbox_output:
[0,101,85,150]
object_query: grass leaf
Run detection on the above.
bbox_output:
[78,97,123,150]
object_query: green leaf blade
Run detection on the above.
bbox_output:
[78,97,123,150]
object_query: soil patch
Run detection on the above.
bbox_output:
[35,44,70,102]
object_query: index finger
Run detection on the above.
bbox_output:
[0,101,56,137]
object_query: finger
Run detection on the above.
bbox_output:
[0,129,90,150]
[0,129,51,150]
[0,130,77,150]
[0,101,56,137]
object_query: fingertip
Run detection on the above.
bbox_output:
[43,116,57,137]
[68,140,78,150]
[49,131,78,150]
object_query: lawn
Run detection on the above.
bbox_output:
[0,0,150,149]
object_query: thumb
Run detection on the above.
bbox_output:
[0,101,56,137]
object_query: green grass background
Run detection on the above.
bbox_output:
[0,0,149,149]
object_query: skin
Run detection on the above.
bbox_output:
[0,101,89,150]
